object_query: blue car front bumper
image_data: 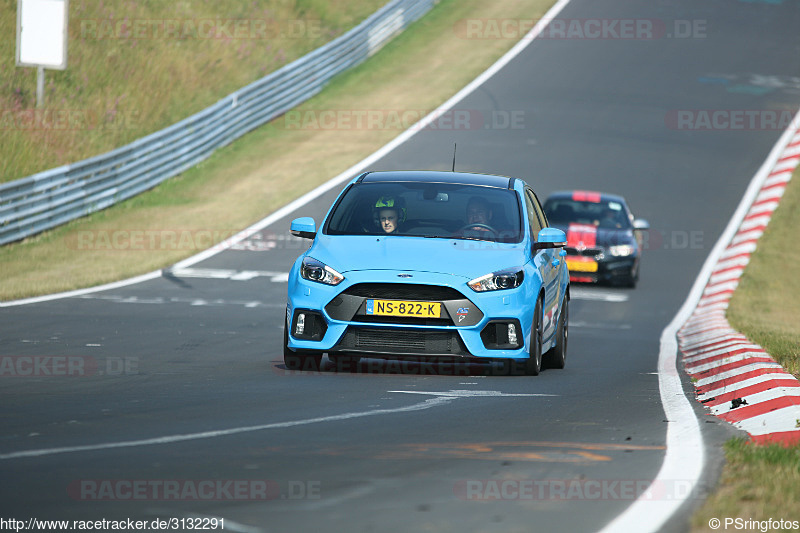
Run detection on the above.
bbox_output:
[286,269,538,360]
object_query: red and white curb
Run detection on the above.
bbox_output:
[678,125,800,446]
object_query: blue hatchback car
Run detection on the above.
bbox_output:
[285,170,570,375]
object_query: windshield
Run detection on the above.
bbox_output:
[325,182,523,243]
[543,198,632,230]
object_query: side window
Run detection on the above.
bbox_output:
[528,189,548,229]
[525,189,544,239]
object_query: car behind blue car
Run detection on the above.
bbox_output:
[285,170,570,375]
[543,191,649,287]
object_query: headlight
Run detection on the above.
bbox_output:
[468,268,524,292]
[300,257,344,285]
[608,244,635,257]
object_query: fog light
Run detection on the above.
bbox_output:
[507,323,518,345]
[481,320,523,350]
[295,313,306,336]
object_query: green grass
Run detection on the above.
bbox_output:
[692,439,800,531]
[727,165,800,378]
[0,0,385,182]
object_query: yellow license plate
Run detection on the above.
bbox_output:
[567,259,598,273]
[366,299,441,318]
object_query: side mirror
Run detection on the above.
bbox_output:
[533,228,567,250]
[633,219,650,231]
[291,217,317,240]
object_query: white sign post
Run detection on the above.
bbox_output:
[16,0,69,108]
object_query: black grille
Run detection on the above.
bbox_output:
[334,327,468,356]
[342,283,464,301]
[357,329,428,350]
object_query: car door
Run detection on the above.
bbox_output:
[525,188,560,340]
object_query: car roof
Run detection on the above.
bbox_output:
[358,170,516,189]
[546,190,627,205]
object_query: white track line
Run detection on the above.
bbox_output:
[0,396,455,460]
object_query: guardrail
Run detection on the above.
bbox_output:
[0,0,435,246]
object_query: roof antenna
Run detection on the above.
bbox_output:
[451,143,457,172]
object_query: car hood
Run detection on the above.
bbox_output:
[308,235,528,279]
[551,223,635,249]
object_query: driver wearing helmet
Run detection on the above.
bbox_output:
[374,196,406,234]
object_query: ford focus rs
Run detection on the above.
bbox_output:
[284,170,570,375]
[542,191,649,287]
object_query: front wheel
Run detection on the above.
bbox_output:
[514,297,543,376]
[624,260,640,288]
[283,323,322,371]
[544,294,568,369]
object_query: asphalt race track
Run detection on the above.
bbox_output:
[2,0,800,531]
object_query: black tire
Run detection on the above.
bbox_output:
[545,294,568,369]
[283,323,322,371]
[626,261,640,288]
[514,297,543,376]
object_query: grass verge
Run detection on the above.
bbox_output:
[692,438,800,531]
[727,165,800,378]
[0,0,555,300]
